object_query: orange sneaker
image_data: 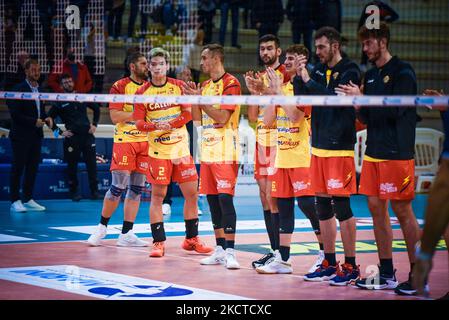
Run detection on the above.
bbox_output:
[182,236,213,254]
[149,241,165,257]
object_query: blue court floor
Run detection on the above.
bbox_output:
[0,194,429,245]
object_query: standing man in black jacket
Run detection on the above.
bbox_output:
[49,74,100,201]
[293,27,362,286]
[7,59,53,212]
[337,22,423,296]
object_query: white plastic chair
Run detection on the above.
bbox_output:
[414,128,444,192]
[354,129,367,174]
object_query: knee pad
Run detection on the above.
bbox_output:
[207,195,222,230]
[125,172,146,201]
[332,196,353,222]
[218,193,236,234]
[316,196,334,221]
[277,198,295,234]
[297,196,320,233]
[105,170,130,201]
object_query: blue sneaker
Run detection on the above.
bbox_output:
[304,259,338,282]
[329,263,360,286]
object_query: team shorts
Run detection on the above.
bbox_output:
[254,143,276,180]
[271,167,314,198]
[110,141,150,175]
[199,162,239,195]
[147,155,198,185]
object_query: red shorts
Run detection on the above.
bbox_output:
[359,159,415,200]
[254,144,276,180]
[147,155,198,185]
[110,141,150,174]
[310,155,357,196]
[199,162,239,195]
[271,167,314,198]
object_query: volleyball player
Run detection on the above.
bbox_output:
[87,52,149,247]
[183,44,242,269]
[133,47,213,257]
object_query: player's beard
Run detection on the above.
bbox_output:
[136,69,149,80]
[262,55,277,66]
[367,49,381,64]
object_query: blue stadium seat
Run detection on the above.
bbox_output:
[0,139,12,163]
[41,138,64,161]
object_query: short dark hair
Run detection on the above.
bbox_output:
[24,59,39,70]
[314,26,342,46]
[259,34,280,49]
[285,44,309,60]
[202,43,224,63]
[126,52,146,67]
[358,22,390,47]
[60,73,72,83]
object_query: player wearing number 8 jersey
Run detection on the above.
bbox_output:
[87,52,149,248]
[133,47,213,258]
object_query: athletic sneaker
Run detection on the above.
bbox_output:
[149,241,165,257]
[182,236,214,254]
[395,273,429,296]
[329,263,360,286]
[162,203,171,215]
[225,248,240,269]
[117,230,148,247]
[200,246,226,265]
[23,199,46,211]
[304,259,338,282]
[87,224,108,246]
[355,266,398,290]
[251,252,275,269]
[256,257,293,274]
[10,200,27,212]
[308,250,325,273]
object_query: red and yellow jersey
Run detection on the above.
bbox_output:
[275,81,311,168]
[134,78,191,160]
[200,73,241,162]
[109,77,148,143]
[256,64,290,147]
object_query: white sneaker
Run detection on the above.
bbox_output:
[256,257,293,274]
[117,230,148,247]
[200,246,225,265]
[11,200,27,212]
[87,224,108,246]
[23,199,46,211]
[162,203,171,215]
[225,248,240,269]
[308,250,325,273]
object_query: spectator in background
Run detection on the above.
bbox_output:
[318,0,342,32]
[127,0,149,43]
[252,0,284,38]
[48,74,100,201]
[286,0,320,56]
[7,59,53,213]
[219,0,241,49]
[48,47,93,93]
[198,0,217,45]
[162,0,187,36]
[358,1,399,70]
[3,50,30,90]
[252,0,284,65]
[84,23,105,93]
[241,0,254,29]
[106,0,126,41]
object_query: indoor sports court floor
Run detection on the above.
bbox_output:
[0,195,447,300]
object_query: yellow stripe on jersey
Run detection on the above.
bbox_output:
[201,75,241,163]
[275,82,311,168]
[311,147,355,158]
[364,155,387,162]
[140,79,190,160]
[112,80,148,143]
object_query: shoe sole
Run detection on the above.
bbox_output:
[200,260,225,265]
[304,275,336,282]
[256,269,292,274]
[356,283,398,290]
[149,253,164,258]
[226,265,240,269]
[23,208,45,211]
[182,245,214,254]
